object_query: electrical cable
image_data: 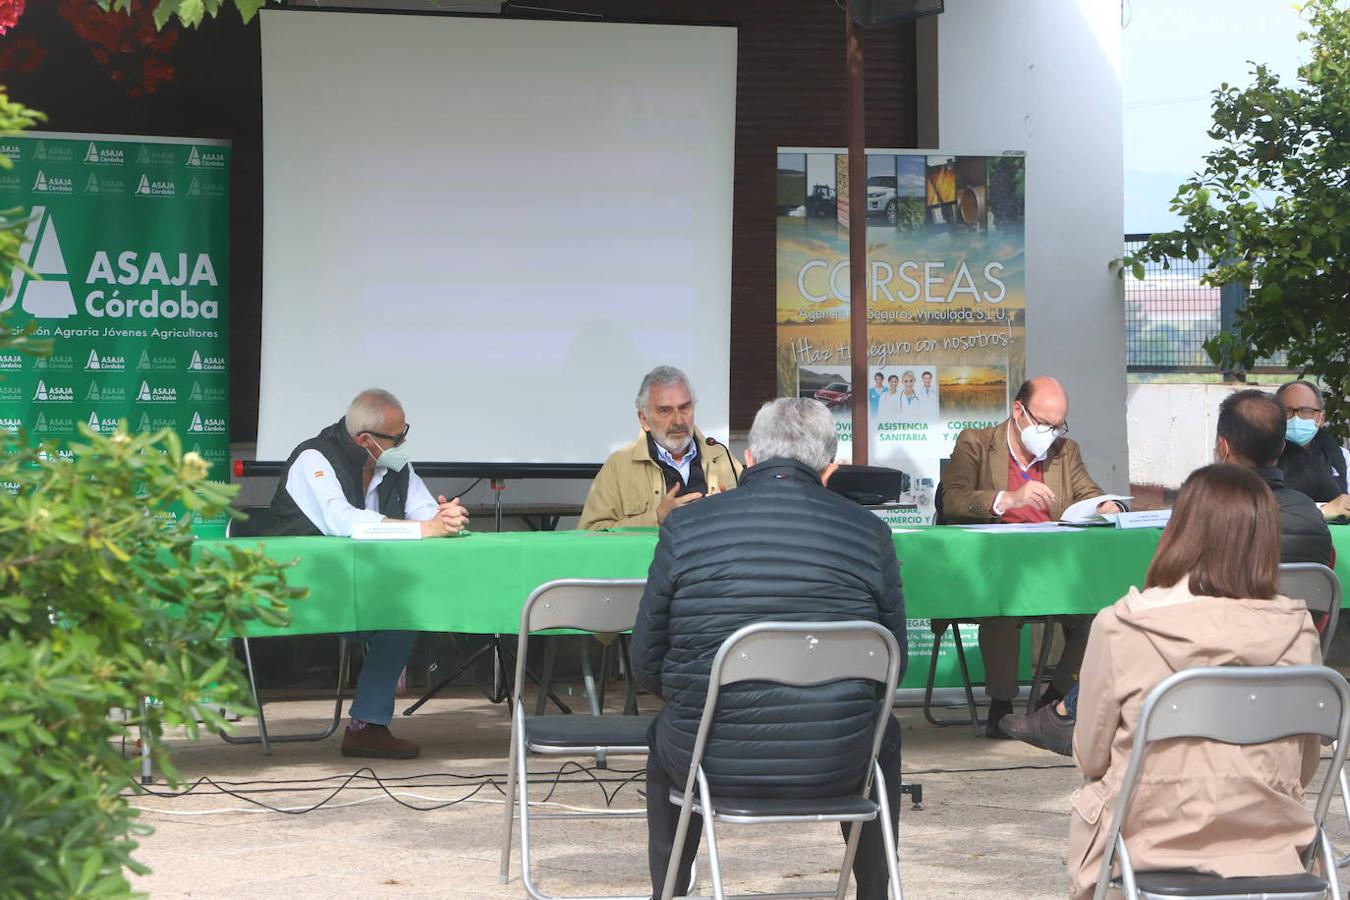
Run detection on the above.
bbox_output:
[124,761,648,817]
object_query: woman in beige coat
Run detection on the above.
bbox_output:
[1067,463,1323,900]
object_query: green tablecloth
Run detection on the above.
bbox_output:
[204,526,1350,638]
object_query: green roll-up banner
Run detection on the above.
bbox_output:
[0,132,231,535]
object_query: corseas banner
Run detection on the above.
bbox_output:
[776,149,1026,525]
[0,132,230,535]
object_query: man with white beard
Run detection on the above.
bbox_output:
[579,366,740,529]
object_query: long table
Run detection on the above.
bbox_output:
[204,526,1350,639]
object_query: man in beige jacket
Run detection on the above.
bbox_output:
[939,376,1123,737]
[579,366,740,530]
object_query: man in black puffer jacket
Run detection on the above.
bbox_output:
[630,397,906,900]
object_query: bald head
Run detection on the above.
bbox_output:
[1014,377,1068,426]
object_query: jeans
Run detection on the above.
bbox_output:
[346,630,417,725]
[1062,684,1079,718]
[646,715,903,900]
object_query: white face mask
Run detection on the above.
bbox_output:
[368,442,413,472]
[1016,409,1058,462]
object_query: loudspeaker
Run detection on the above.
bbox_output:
[827,464,908,506]
[851,0,944,28]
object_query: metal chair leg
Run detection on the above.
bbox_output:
[1027,619,1056,713]
[219,637,350,753]
[923,622,982,736]
[498,704,522,883]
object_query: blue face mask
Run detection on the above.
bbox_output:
[1286,417,1318,447]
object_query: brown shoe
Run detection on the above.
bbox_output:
[1001,704,1074,756]
[341,724,420,759]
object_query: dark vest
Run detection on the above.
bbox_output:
[1278,429,1348,503]
[1257,465,1334,566]
[646,432,707,496]
[268,418,411,536]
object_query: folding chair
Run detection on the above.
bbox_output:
[661,621,904,900]
[1277,563,1347,868]
[1091,665,1350,900]
[218,505,352,755]
[499,578,652,900]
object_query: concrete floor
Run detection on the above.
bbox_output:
[128,689,1350,899]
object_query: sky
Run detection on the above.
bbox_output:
[1123,0,1307,233]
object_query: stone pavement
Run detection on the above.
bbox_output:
[129,690,1350,899]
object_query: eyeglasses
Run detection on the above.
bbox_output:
[365,423,410,447]
[1284,406,1322,421]
[1023,406,1068,438]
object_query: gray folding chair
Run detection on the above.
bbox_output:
[1279,563,1342,661]
[661,621,904,900]
[1091,665,1350,900]
[218,506,351,755]
[1278,563,1347,868]
[498,578,652,900]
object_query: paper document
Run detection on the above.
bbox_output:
[958,522,1079,533]
[1059,495,1132,525]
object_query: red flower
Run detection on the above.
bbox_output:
[56,0,180,96]
[0,0,26,36]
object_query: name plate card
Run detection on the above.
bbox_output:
[351,521,422,541]
[1114,510,1172,530]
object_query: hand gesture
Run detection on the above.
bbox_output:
[436,495,470,535]
[656,482,703,524]
[1005,480,1055,513]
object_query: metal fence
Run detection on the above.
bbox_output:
[1122,233,1289,373]
[1123,234,1225,371]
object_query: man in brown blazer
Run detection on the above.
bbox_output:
[939,376,1123,738]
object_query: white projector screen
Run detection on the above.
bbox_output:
[258,10,736,462]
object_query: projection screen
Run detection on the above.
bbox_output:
[258,10,737,462]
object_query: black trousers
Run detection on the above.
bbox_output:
[645,715,903,899]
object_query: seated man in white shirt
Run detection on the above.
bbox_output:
[268,388,468,759]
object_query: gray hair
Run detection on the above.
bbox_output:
[345,388,403,436]
[635,365,696,411]
[748,398,838,471]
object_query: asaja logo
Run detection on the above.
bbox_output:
[187,350,226,372]
[85,381,127,403]
[86,349,127,371]
[185,176,226,199]
[33,411,75,435]
[0,174,19,192]
[0,417,23,432]
[188,381,226,403]
[0,354,21,370]
[33,171,74,195]
[136,380,177,403]
[188,411,226,434]
[33,141,73,163]
[136,144,176,166]
[32,379,75,403]
[0,205,77,319]
[135,410,176,431]
[33,353,74,371]
[191,441,229,463]
[137,349,176,371]
[0,385,21,401]
[0,143,19,162]
[84,142,125,166]
[84,173,127,195]
[185,146,226,170]
[87,411,120,434]
[135,174,176,198]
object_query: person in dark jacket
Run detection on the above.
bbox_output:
[1002,388,1333,755]
[1275,380,1350,519]
[268,388,469,759]
[630,397,907,900]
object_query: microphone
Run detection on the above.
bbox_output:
[704,435,742,486]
